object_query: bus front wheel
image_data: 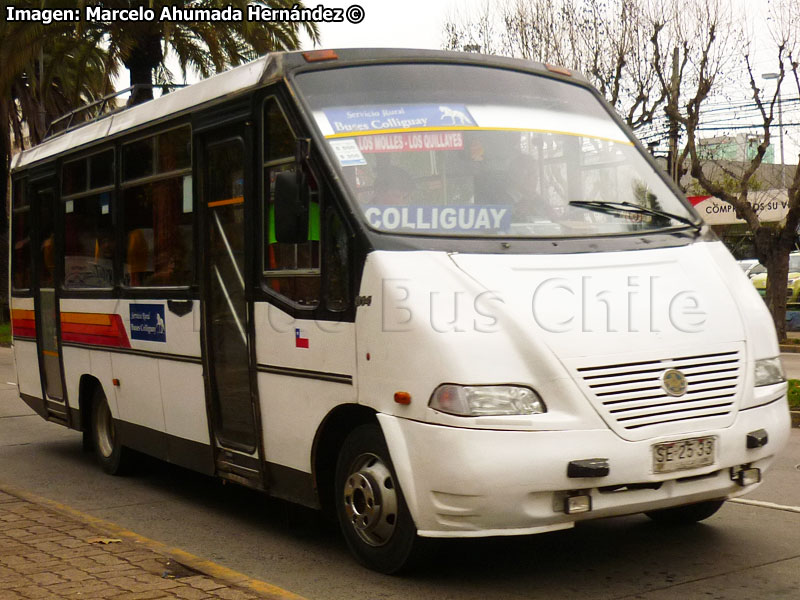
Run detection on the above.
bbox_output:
[91,387,129,475]
[335,424,419,574]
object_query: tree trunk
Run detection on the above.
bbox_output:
[123,32,162,106]
[764,249,790,341]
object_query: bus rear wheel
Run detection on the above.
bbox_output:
[91,387,129,475]
[645,499,725,525]
[335,424,419,574]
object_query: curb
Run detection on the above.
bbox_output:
[0,483,308,600]
[792,411,800,428]
[780,344,800,353]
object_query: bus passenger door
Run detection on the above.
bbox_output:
[199,126,263,485]
[30,175,68,422]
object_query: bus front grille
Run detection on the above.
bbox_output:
[575,348,743,440]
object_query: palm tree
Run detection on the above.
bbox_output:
[1,7,114,320]
[1,13,114,202]
[80,0,320,104]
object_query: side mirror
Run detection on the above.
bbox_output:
[274,170,309,244]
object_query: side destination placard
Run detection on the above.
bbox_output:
[324,104,475,134]
[130,304,167,343]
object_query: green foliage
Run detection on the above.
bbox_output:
[77,0,320,88]
[788,379,800,409]
[0,323,9,347]
[686,172,764,196]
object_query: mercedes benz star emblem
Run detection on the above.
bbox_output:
[662,369,688,397]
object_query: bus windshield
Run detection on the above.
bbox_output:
[296,64,697,238]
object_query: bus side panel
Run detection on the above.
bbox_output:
[253,304,357,473]
[11,297,42,400]
[159,360,209,445]
[258,372,356,472]
[88,350,117,416]
[110,353,164,434]
[13,340,41,400]
[62,346,90,414]
[133,299,207,447]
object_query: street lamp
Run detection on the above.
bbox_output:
[763,72,785,188]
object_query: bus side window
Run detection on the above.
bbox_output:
[262,96,321,308]
[11,178,31,292]
[324,206,349,312]
[121,126,193,288]
[62,150,115,289]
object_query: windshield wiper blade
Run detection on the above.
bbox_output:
[568,200,702,232]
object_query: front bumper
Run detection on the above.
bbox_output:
[379,396,790,538]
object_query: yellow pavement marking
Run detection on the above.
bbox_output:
[0,483,309,600]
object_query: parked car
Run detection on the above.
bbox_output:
[737,258,765,278]
[751,252,800,301]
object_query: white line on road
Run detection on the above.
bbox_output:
[730,498,800,514]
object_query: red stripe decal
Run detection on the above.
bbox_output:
[12,310,130,348]
[12,319,36,339]
[61,314,131,348]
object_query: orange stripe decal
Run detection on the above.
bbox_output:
[208,196,244,208]
[61,312,112,326]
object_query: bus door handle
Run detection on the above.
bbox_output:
[167,299,194,317]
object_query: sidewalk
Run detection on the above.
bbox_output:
[0,486,305,600]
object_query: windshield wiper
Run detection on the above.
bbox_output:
[568,200,702,233]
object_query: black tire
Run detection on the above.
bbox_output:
[91,387,129,475]
[335,424,419,574]
[645,499,725,525]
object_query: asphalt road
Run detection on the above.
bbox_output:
[2,346,800,599]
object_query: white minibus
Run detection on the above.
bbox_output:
[10,49,790,573]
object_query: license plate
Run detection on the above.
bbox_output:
[652,436,715,473]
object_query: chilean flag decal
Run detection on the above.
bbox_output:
[295,328,309,349]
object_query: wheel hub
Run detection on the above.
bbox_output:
[342,454,398,547]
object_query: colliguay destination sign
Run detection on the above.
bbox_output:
[363,205,512,233]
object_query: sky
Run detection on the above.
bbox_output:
[297,0,472,51]
[303,0,795,162]
[152,0,798,162]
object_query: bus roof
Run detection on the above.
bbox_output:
[11,48,583,172]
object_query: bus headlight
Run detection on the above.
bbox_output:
[429,385,546,416]
[754,357,785,387]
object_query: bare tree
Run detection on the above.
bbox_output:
[443,0,800,338]
[443,1,501,56]
[442,0,665,131]
[664,0,800,338]
[648,0,742,185]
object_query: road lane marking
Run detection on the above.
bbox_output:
[0,483,309,600]
[730,498,800,514]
